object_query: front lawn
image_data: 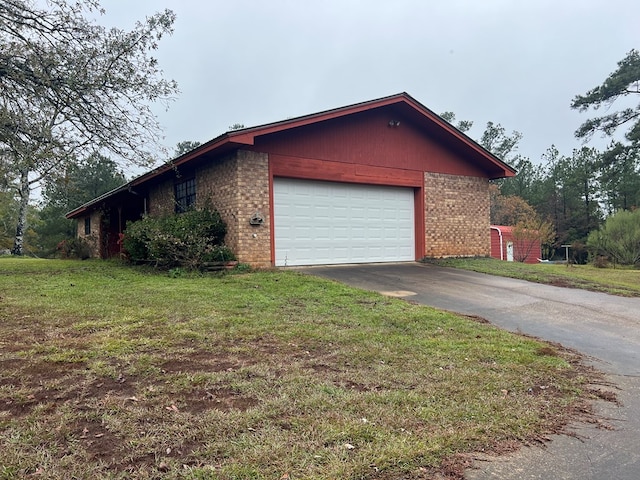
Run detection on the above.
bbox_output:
[0,258,607,479]
[427,257,640,297]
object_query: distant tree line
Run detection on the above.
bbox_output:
[0,9,637,268]
[444,49,640,264]
[0,0,178,255]
[0,141,203,257]
[0,154,126,255]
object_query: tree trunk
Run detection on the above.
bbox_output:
[11,170,30,256]
[583,179,590,231]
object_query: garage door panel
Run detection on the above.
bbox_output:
[274,178,415,266]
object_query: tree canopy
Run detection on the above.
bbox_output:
[0,0,178,254]
[173,141,202,157]
[587,209,640,266]
[572,49,640,149]
[441,51,640,262]
[0,0,178,162]
[35,154,127,255]
[439,112,473,133]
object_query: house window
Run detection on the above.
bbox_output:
[175,177,196,213]
[84,217,91,235]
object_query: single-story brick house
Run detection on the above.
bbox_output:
[66,93,515,267]
[490,225,541,264]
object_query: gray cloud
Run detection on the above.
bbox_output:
[100,0,639,171]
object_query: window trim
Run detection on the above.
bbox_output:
[175,177,196,213]
[84,217,91,235]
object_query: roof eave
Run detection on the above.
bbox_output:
[227,92,516,178]
[66,92,517,218]
[65,182,132,219]
[65,134,250,219]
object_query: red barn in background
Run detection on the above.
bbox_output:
[490,225,541,264]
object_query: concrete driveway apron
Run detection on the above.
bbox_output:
[299,262,640,480]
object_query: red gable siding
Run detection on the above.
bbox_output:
[251,108,487,178]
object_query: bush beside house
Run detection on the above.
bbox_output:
[122,207,236,269]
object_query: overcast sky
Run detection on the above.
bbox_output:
[100,0,639,172]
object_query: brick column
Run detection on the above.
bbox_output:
[197,150,272,267]
[424,172,490,257]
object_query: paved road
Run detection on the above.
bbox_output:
[300,262,640,480]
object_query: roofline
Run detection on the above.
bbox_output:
[395,93,516,177]
[65,180,134,218]
[67,92,516,219]
[224,92,516,177]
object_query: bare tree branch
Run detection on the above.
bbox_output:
[0,0,179,254]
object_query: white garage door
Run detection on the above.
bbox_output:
[273,178,415,266]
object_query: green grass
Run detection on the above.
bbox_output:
[0,258,604,479]
[427,257,640,297]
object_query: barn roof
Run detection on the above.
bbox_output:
[491,225,515,234]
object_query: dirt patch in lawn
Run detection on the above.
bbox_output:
[68,417,121,461]
[0,310,616,479]
[0,348,263,474]
[182,387,259,413]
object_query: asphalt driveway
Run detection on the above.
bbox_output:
[300,262,640,480]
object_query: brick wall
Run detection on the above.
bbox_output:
[148,179,174,217]
[424,172,490,257]
[141,155,490,265]
[76,211,101,257]
[197,150,271,266]
[196,151,238,242]
[233,150,271,266]
[146,150,272,267]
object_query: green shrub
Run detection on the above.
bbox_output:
[56,238,93,259]
[120,230,148,262]
[122,208,233,269]
[587,209,640,266]
[201,244,236,263]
